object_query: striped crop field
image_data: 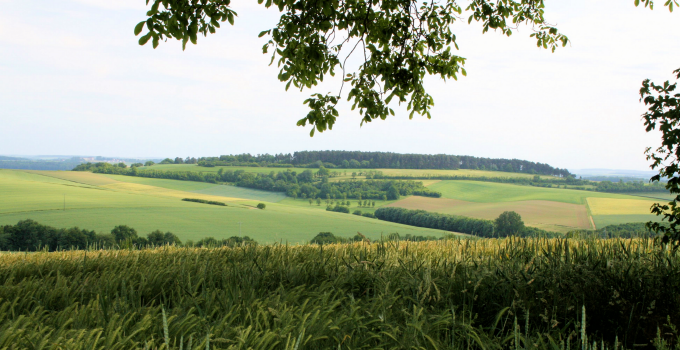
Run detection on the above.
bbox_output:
[387,196,591,232]
[381,180,667,231]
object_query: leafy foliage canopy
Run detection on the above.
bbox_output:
[642,68,680,244]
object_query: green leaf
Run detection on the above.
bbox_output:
[258,30,270,38]
[139,33,152,46]
[134,21,145,36]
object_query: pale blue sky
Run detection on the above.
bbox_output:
[0,0,678,170]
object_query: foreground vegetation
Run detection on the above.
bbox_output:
[0,237,677,349]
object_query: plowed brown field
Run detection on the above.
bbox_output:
[387,196,591,231]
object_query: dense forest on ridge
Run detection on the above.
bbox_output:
[188,151,571,177]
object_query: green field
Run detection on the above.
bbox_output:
[0,170,454,242]
[428,180,644,204]
[630,191,676,201]
[592,214,662,228]
[103,174,288,202]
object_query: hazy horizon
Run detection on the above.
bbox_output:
[0,152,660,175]
[1,0,678,171]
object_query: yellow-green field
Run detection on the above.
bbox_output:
[0,170,456,243]
[383,180,664,232]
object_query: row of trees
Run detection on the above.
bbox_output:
[374,208,557,238]
[593,180,668,193]
[309,231,441,244]
[0,220,180,251]
[565,222,662,239]
[160,157,198,164]
[74,163,441,200]
[0,220,257,252]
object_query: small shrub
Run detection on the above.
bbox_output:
[182,198,226,206]
[327,205,349,213]
[353,210,362,216]
[257,203,266,209]
[361,212,375,218]
[310,232,346,244]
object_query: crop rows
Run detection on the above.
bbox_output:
[0,238,678,349]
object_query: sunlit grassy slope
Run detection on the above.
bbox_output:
[0,170,454,242]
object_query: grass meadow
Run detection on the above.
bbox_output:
[0,170,454,243]
[0,238,676,349]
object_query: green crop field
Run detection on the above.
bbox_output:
[102,174,288,202]
[0,238,673,348]
[0,170,455,242]
[630,191,675,201]
[592,214,662,228]
[427,180,642,204]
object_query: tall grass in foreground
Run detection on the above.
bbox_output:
[0,238,678,349]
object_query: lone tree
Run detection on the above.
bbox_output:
[494,211,524,237]
[134,0,570,135]
[311,232,342,244]
[111,225,138,242]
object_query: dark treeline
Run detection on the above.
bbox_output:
[0,220,256,252]
[291,151,571,177]
[190,151,571,177]
[374,207,557,238]
[182,198,227,206]
[592,180,668,193]
[74,163,441,200]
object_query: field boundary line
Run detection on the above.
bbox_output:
[584,198,595,229]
